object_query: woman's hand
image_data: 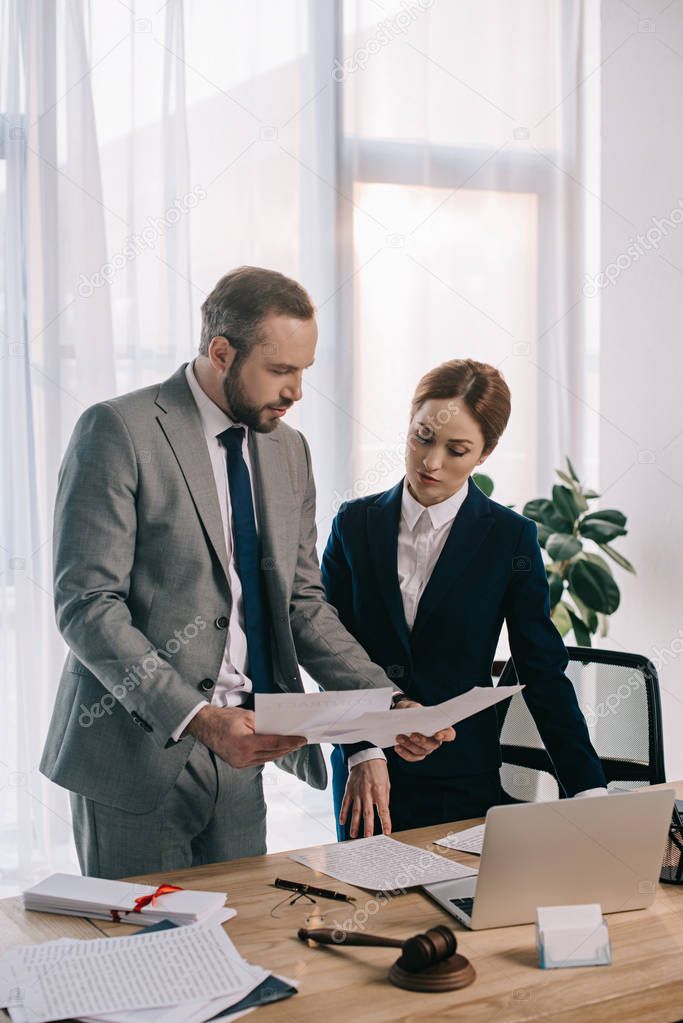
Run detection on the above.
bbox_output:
[340,759,392,838]
[392,697,456,762]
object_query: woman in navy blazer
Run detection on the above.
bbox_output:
[322,359,606,839]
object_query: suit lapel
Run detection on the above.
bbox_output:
[411,477,494,639]
[367,481,411,656]
[155,364,229,582]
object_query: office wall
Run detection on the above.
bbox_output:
[600,0,683,779]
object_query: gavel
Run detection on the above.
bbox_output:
[297,925,475,992]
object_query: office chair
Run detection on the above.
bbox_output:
[494,647,666,802]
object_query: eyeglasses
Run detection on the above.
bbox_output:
[269,889,317,919]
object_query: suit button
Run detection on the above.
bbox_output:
[214,616,228,629]
[199,678,214,693]
[131,711,153,733]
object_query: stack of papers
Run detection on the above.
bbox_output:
[290,834,478,892]
[435,824,486,855]
[0,921,295,1023]
[255,685,524,746]
[22,874,233,928]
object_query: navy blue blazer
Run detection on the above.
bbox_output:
[321,477,606,795]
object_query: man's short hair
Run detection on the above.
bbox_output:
[199,266,315,356]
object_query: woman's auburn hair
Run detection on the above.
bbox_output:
[410,359,511,455]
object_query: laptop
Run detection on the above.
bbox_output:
[423,787,675,930]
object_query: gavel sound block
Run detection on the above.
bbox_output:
[298,925,476,993]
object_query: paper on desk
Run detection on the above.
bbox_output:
[290,835,478,892]
[257,685,524,746]
[1,923,267,1023]
[435,823,486,855]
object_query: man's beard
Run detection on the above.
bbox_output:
[222,358,282,433]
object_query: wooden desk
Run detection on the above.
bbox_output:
[2,783,683,1023]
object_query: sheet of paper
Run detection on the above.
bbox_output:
[76,990,256,1023]
[290,835,478,892]
[435,823,486,855]
[2,923,267,1023]
[261,685,523,746]
[254,689,393,741]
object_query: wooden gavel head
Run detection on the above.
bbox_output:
[297,924,476,993]
[397,925,458,972]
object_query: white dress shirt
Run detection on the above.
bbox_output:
[171,361,258,741]
[398,479,470,629]
[348,480,468,768]
[349,479,608,798]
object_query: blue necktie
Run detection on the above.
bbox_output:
[219,427,274,697]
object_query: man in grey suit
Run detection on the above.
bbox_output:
[41,266,453,878]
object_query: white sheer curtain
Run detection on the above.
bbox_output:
[1,0,118,892]
[0,0,344,887]
[340,0,600,518]
[0,0,598,887]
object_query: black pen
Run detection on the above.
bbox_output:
[273,877,355,903]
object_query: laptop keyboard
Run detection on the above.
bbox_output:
[450,897,475,917]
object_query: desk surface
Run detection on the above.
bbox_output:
[2,782,683,1023]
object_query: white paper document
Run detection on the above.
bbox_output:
[435,824,486,855]
[0,923,267,1023]
[21,873,228,926]
[256,685,524,746]
[255,688,393,740]
[290,835,478,892]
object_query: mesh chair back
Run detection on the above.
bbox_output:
[495,647,666,802]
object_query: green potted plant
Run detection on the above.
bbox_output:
[473,459,634,646]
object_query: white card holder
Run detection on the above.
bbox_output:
[536,904,612,969]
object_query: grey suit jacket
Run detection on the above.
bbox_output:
[40,363,392,812]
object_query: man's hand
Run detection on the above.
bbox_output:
[340,758,391,838]
[391,697,456,763]
[186,705,306,768]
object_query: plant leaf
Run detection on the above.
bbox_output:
[546,569,564,608]
[523,498,555,524]
[579,518,628,543]
[567,608,593,646]
[568,560,621,614]
[472,472,494,497]
[552,484,580,524]
[567,589,599,632]
[546,533,582,561]
[598,542,636,574]
[582,509,627,527]
[583,490,601,499]
[551,601,572,637]
[566,456,579,481]
[535,522,553,548]
[584,551,614,576]
[574,489,589,513]
[555,469,577,488]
